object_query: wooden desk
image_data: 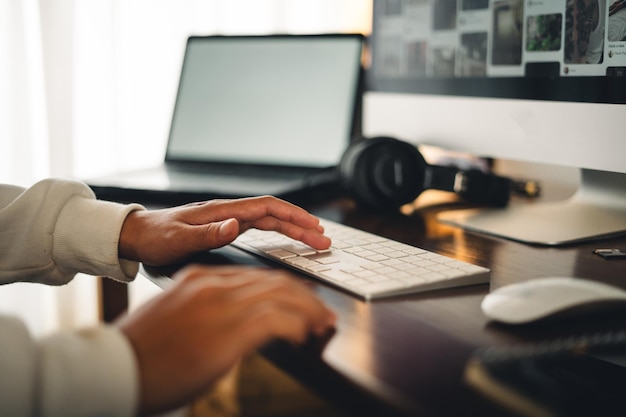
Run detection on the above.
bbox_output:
[135,195,626,417]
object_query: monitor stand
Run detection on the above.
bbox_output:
[437,169,626,246]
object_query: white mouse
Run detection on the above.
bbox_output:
[481,277,626,324]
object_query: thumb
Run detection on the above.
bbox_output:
[199,218,240,250]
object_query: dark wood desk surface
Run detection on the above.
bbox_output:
[138,195,626,417]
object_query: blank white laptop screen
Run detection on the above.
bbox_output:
[166,35,363,168]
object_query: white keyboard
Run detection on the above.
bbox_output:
[232,219,490,300]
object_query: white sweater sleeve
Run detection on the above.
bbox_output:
[0,316,138,417]
[0,178,145,284]
[0,179,147,417]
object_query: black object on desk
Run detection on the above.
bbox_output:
[465,330,626,417]
[594,248,626,260]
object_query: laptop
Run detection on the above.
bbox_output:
[87,34,364,204]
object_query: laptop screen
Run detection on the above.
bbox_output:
[166,34,363,168]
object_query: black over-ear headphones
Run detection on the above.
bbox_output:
[338,136,513,210]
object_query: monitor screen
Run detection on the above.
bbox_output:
[369,0,625,103]
[364,0,626,245]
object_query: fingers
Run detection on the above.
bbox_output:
[249,215,331,249]
[221,269,337,337]
[184,195,317,228]
[173,265,336,339]
[210,195,321,228]
[236,304,316,350]
[188,217,241,252]
[187,196,331,249]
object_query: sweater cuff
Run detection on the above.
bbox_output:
[39,326,138,417]
[53,197,145,282]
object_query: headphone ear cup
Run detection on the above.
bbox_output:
[339,137,427,210]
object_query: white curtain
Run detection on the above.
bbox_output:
[1,0,371,335]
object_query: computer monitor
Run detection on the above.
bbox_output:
[364,0,626,246]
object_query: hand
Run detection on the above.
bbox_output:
[116,264,336,416]
[118,195,331,266]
